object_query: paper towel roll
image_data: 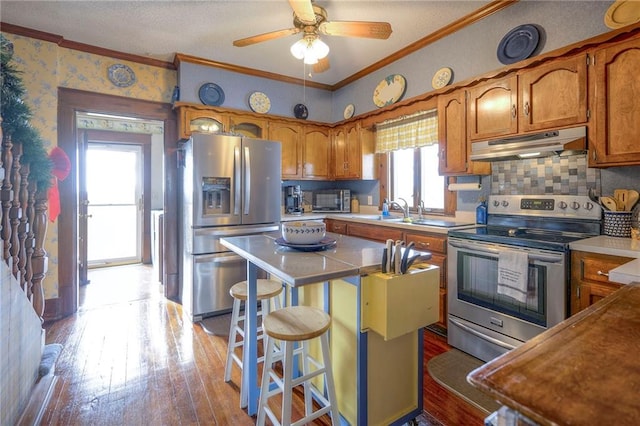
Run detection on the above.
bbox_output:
[447,183,482,191]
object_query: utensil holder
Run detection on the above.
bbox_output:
[603,211,632,237]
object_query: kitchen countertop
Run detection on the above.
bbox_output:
[569,235,640,258]
[281,212,478,234]
[570,236,640,284]
[467,282,640,426]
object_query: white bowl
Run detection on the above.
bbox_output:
[281,221,326,245]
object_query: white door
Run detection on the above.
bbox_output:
[86,143,143,266]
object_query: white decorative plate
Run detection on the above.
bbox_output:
[432,67,453,89]
[107,64,136,88]
[605,0,640,28]
[343,103,355,119]
[373,74,406,108]
[249,91,271,114]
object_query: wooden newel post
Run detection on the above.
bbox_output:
[31,188,48,321]
[1,133,13,263]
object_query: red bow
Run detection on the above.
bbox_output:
[47,147,70,222]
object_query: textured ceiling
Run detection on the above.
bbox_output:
[1,0,498,85]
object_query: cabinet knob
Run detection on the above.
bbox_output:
[511,104,517,118]
[524,101,530,116]
[596,270,610,277]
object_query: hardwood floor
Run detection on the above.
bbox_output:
[42,264,261,425]
[40,263,465,425]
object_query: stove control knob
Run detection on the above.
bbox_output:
[501,200,509,207]
[571,201,580,210]
[584,202,594,210]
[493,200,500,207]
[558,201,568,209]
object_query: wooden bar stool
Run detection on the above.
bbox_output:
[257,305,338,426]
[224,279,283,408]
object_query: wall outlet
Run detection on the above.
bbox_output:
[367,195,373,205]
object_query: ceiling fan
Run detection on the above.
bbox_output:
[233,0,392,73]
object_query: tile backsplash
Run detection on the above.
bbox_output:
[490,154,599,195]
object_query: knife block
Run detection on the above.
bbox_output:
[361,265,439,340]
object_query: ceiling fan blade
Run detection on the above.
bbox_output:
[289,0,316,24]
[319,21,392,39]
[313,57,330,73]
[233,28,300,47]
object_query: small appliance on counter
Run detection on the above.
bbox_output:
[285,185,303,215]
[312,189,351,213]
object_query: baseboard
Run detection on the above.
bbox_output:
[17,374,58,426]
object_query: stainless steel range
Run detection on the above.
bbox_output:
[447,195,602,362]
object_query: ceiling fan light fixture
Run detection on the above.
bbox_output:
[290,35,329,64]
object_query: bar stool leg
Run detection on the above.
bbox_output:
[224,297,243,383]
[320,333,339,425]
[281,341,294,426]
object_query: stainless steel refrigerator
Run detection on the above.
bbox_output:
[179,133,281,322]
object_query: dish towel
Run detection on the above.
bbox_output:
[497,250,529,303]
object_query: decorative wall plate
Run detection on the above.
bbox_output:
[198,83,225,106]
[107,64,136,88]
[431,67,453,89]
[605,0,640,28]
[294,103,308,119]
[373,74,406,108]
[497,24,540,65]
[249,91,271,113]
[343,103,355,119]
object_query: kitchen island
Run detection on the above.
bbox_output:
[220,232,439,425]
[467,282,640,425]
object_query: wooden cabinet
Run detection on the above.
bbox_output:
[332,122,362,179]
[302,125,331,180]
[590,36,640,166]
[519,55,588,132]
[347,222,403,243]
[269,121,303,179]
[467,55,588,142]
[570,250,633,315]
[177,107,227,140]
[325,218,348,234]
[405,231,448,328]
[228,114,267,138]
[438,89,490,176]
[467,75,518,142]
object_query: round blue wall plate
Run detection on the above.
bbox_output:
[198,82,225,106]
[294,103,308,119]
[107,64,136,87]
[497,24,540,65]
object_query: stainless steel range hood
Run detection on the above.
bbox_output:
[470,126,586,161]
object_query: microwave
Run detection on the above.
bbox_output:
[312,189,351,213]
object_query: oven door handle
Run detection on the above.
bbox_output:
[449,317,518,351]
[449,240,563,264]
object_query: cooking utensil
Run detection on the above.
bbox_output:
[601,196,618,211]
[385,239,393,273]
[394,240,404,274]
[588,187,599,204]
[627,190,639,211]
[400,241,415,274]
[614,189,629,211]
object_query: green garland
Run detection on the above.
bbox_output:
[1,34,53,191]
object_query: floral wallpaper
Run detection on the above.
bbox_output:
[2,32,176,299]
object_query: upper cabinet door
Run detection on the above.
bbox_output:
[302,126,331,180]
[591,36,640,166]
[467,75,518,141]
[438,90,468,175]
[269,121,303,179]
[519,55,588,133]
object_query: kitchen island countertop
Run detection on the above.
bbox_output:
[569,235,640,258]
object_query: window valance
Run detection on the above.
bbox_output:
[374,109,438,153]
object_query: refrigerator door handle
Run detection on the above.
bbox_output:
[234,146,241,215]
[243,146,250,215]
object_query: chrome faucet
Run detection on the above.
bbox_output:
[390,198,410,220]
[418,200,425,220]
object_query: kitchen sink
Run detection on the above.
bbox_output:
[349,214,404,221]
[411,219,473,227]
